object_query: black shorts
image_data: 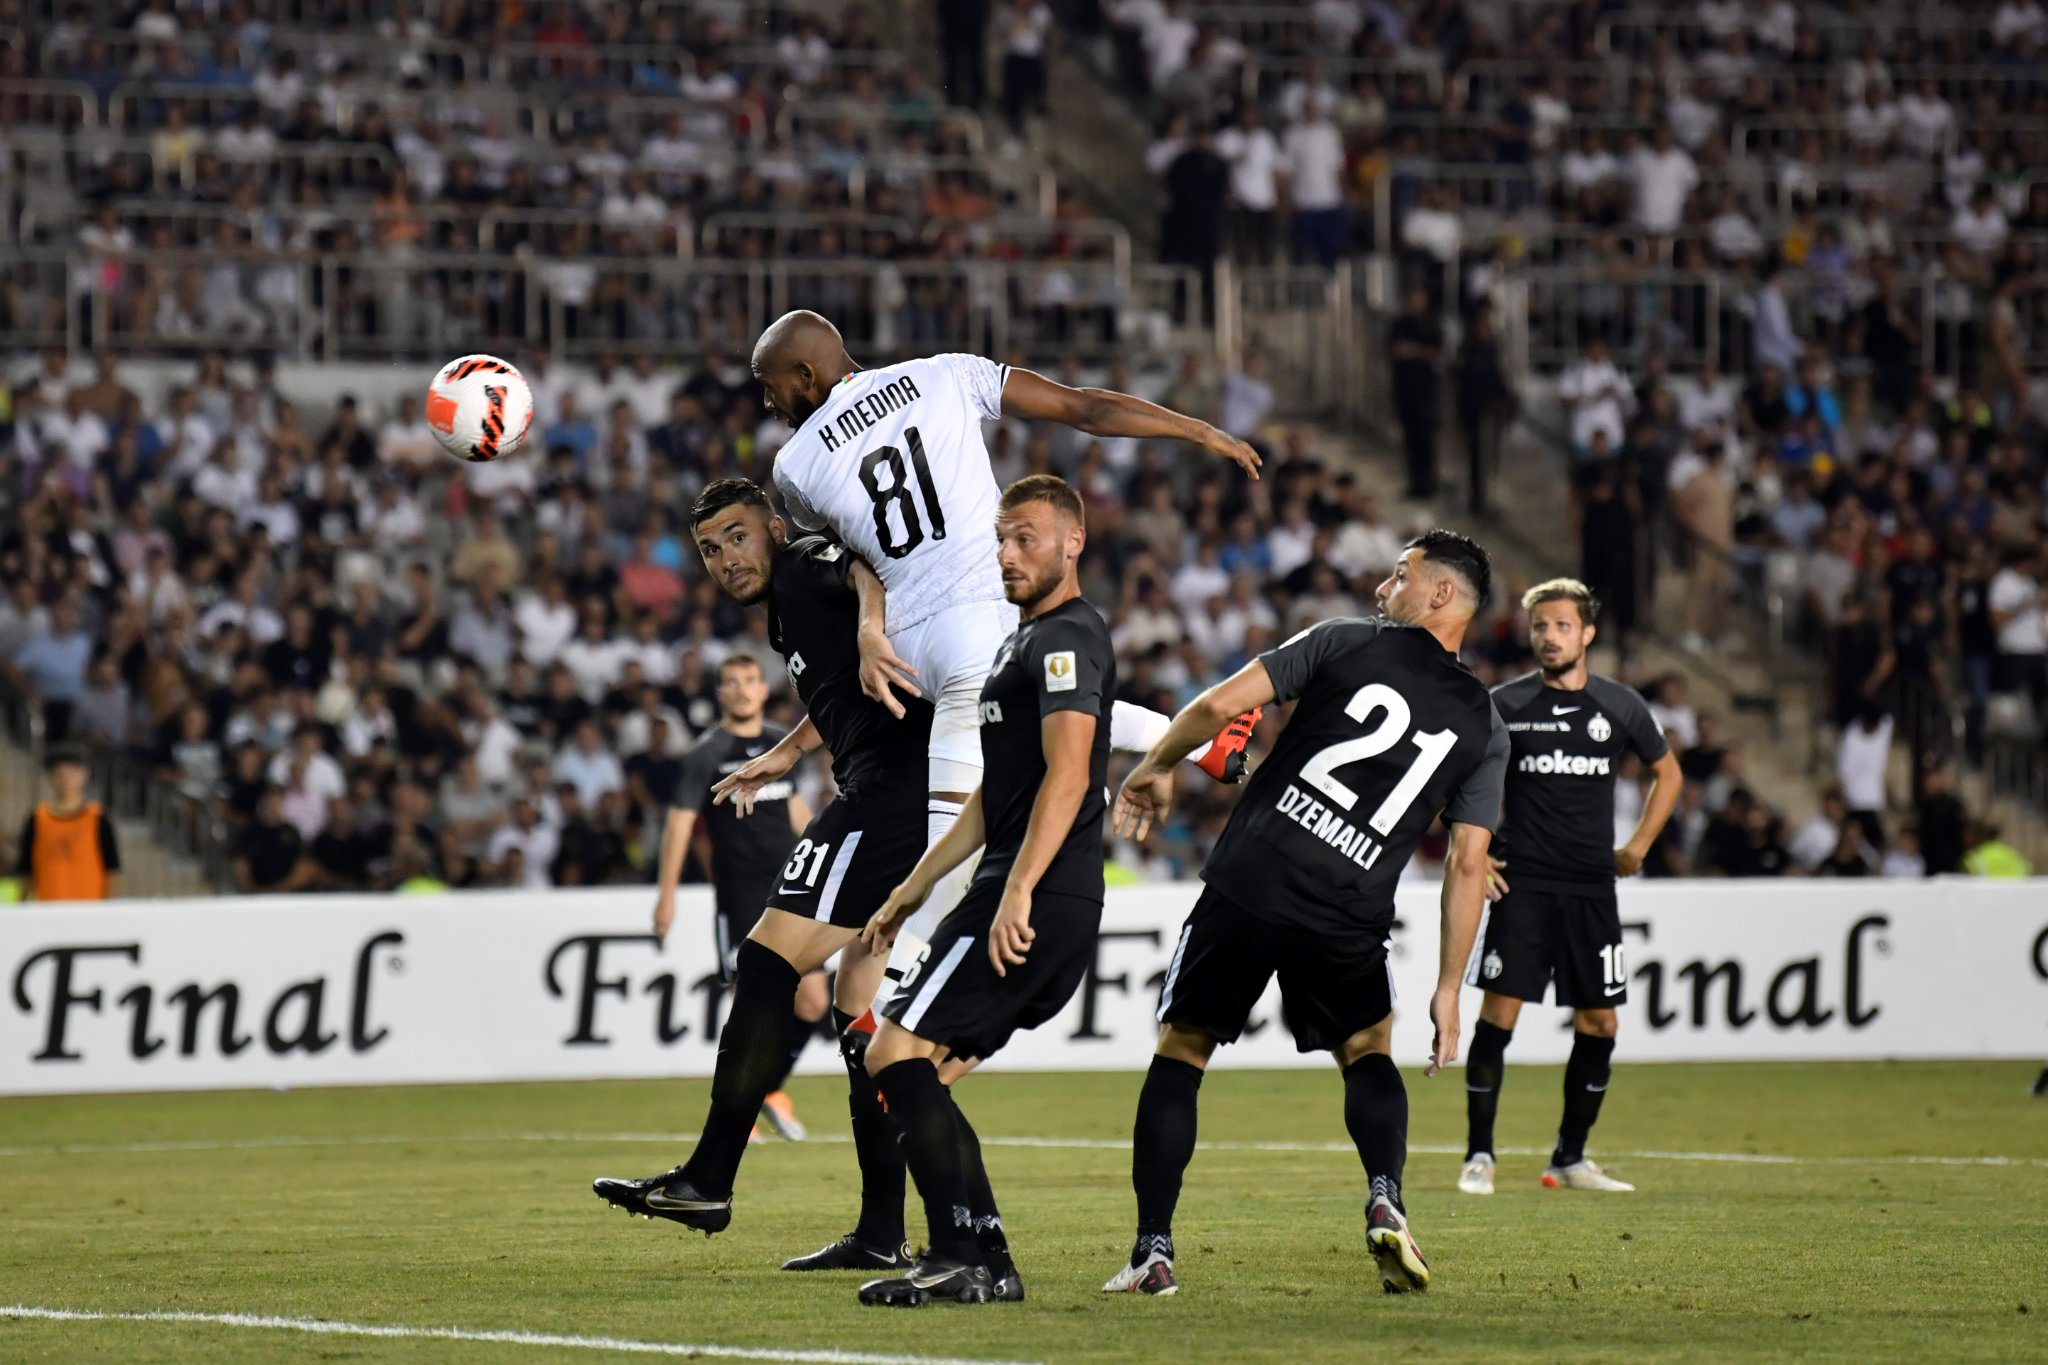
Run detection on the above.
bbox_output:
[1471,885,1626,1008]
[765,788,927,931]
[1157,886,1394,1055]
[881,878,1103,1062]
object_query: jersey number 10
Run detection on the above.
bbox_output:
[1298,683,1458,836]
[859,427,947,558]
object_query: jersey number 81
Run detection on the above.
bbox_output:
[858,426,947,558]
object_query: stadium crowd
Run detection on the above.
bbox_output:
[3,0,1116,358]
[0,337,2021,895]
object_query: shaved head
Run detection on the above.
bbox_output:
[750,310,857,428]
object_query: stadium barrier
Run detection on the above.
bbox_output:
[5,881,2044,1096]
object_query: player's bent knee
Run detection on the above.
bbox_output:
[1332,1015,1394,1069]
[748,907,856,975]
[865,1019,940,1075]
[1573,1007,1619,1038]
[1480,992,1524,1030]
[1155,1023,1218,1069]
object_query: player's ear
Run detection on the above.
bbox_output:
[769,514,787,544]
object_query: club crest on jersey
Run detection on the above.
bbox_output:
[1587,713,1611,742]
[1044,650,1077,692]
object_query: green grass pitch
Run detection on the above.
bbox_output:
[4,1061,2045,1362]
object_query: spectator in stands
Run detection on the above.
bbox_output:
[14,746,120,902]
[8,598,92,741]
[236,784,308,893]
[1283,95,1347,268]
[1387,284,1443,500]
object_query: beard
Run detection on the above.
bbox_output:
[1004,561,1066,610]
[1538,648,1583,677]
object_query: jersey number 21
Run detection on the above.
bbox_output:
[1298,683,1458,835]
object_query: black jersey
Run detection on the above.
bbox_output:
[766,535,933,801]
[973,595,1115,902]
[1203,618,1509,935]
[1489,671,1669,893]
[676,723,800,915]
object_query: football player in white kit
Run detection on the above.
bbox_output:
[730,310,1263,951]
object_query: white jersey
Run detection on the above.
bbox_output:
[772,353,1009,634]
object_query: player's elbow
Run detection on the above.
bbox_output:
[1446,827,1493,878]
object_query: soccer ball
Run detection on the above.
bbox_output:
[425,354,534,463]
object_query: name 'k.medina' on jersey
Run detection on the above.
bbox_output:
[765,535,933,801]
[1488,671,1669,893]
[1202,618,1510,935]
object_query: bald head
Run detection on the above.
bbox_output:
[750,310,857,428]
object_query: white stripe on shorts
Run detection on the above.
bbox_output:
[815,831,862,921]
[899,937,973,1033]
[1155,924,1194,1021]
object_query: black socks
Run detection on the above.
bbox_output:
[833,1008,906,1250]
[1553,1030,1617,1168]
[683,939,799,1199]
[873,1057,980,1266]
[1343,1052,1408,1213]
[1464,1019,1513,1159]
[951,1096,1012,1279]
[1130,1055,1204,1264]
[766,1007,820,1097]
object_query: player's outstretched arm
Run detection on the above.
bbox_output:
[1116,658,1278,840]
[1000,367,1262,479]
[846,555,920,717]
[1617,749,1684,877]
[652,806,699,943]
[711,716,822,818]
[863,787,986,951]
[1430,821,1494,1077]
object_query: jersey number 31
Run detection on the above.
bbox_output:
[1298,683,1458,835]
[859,427,947,558]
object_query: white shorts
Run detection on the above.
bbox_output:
[890,597,1019,782]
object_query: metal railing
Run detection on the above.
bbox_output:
[1596,7,1990,59]
[8,246,1212,366]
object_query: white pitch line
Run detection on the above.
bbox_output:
[0,1131,2042,1170]
[0,1305,1044,1365]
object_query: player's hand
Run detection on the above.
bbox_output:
[711,745,799,817]
[1614,844,1645,878]
[1114,763,1175,842]
[1205,426,1263,479]
[1425,984,1461,1078]
[863,876,928,953]
[1484,855,1510,902]
[652,890,677,945]
[857,625,921,720]
[988,885,1036,976]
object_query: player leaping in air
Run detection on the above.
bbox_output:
[725,311,1264,950]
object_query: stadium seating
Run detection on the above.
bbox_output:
[1,0,2041,897]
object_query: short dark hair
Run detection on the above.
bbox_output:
[999,474,1085,527]
[1406,528,1493,609]
[42,744,87,772]
[718,651,762,681]
[1521,576,1599,624]
[691,478,774,526]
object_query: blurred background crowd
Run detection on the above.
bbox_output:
[3,0,2044,898]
